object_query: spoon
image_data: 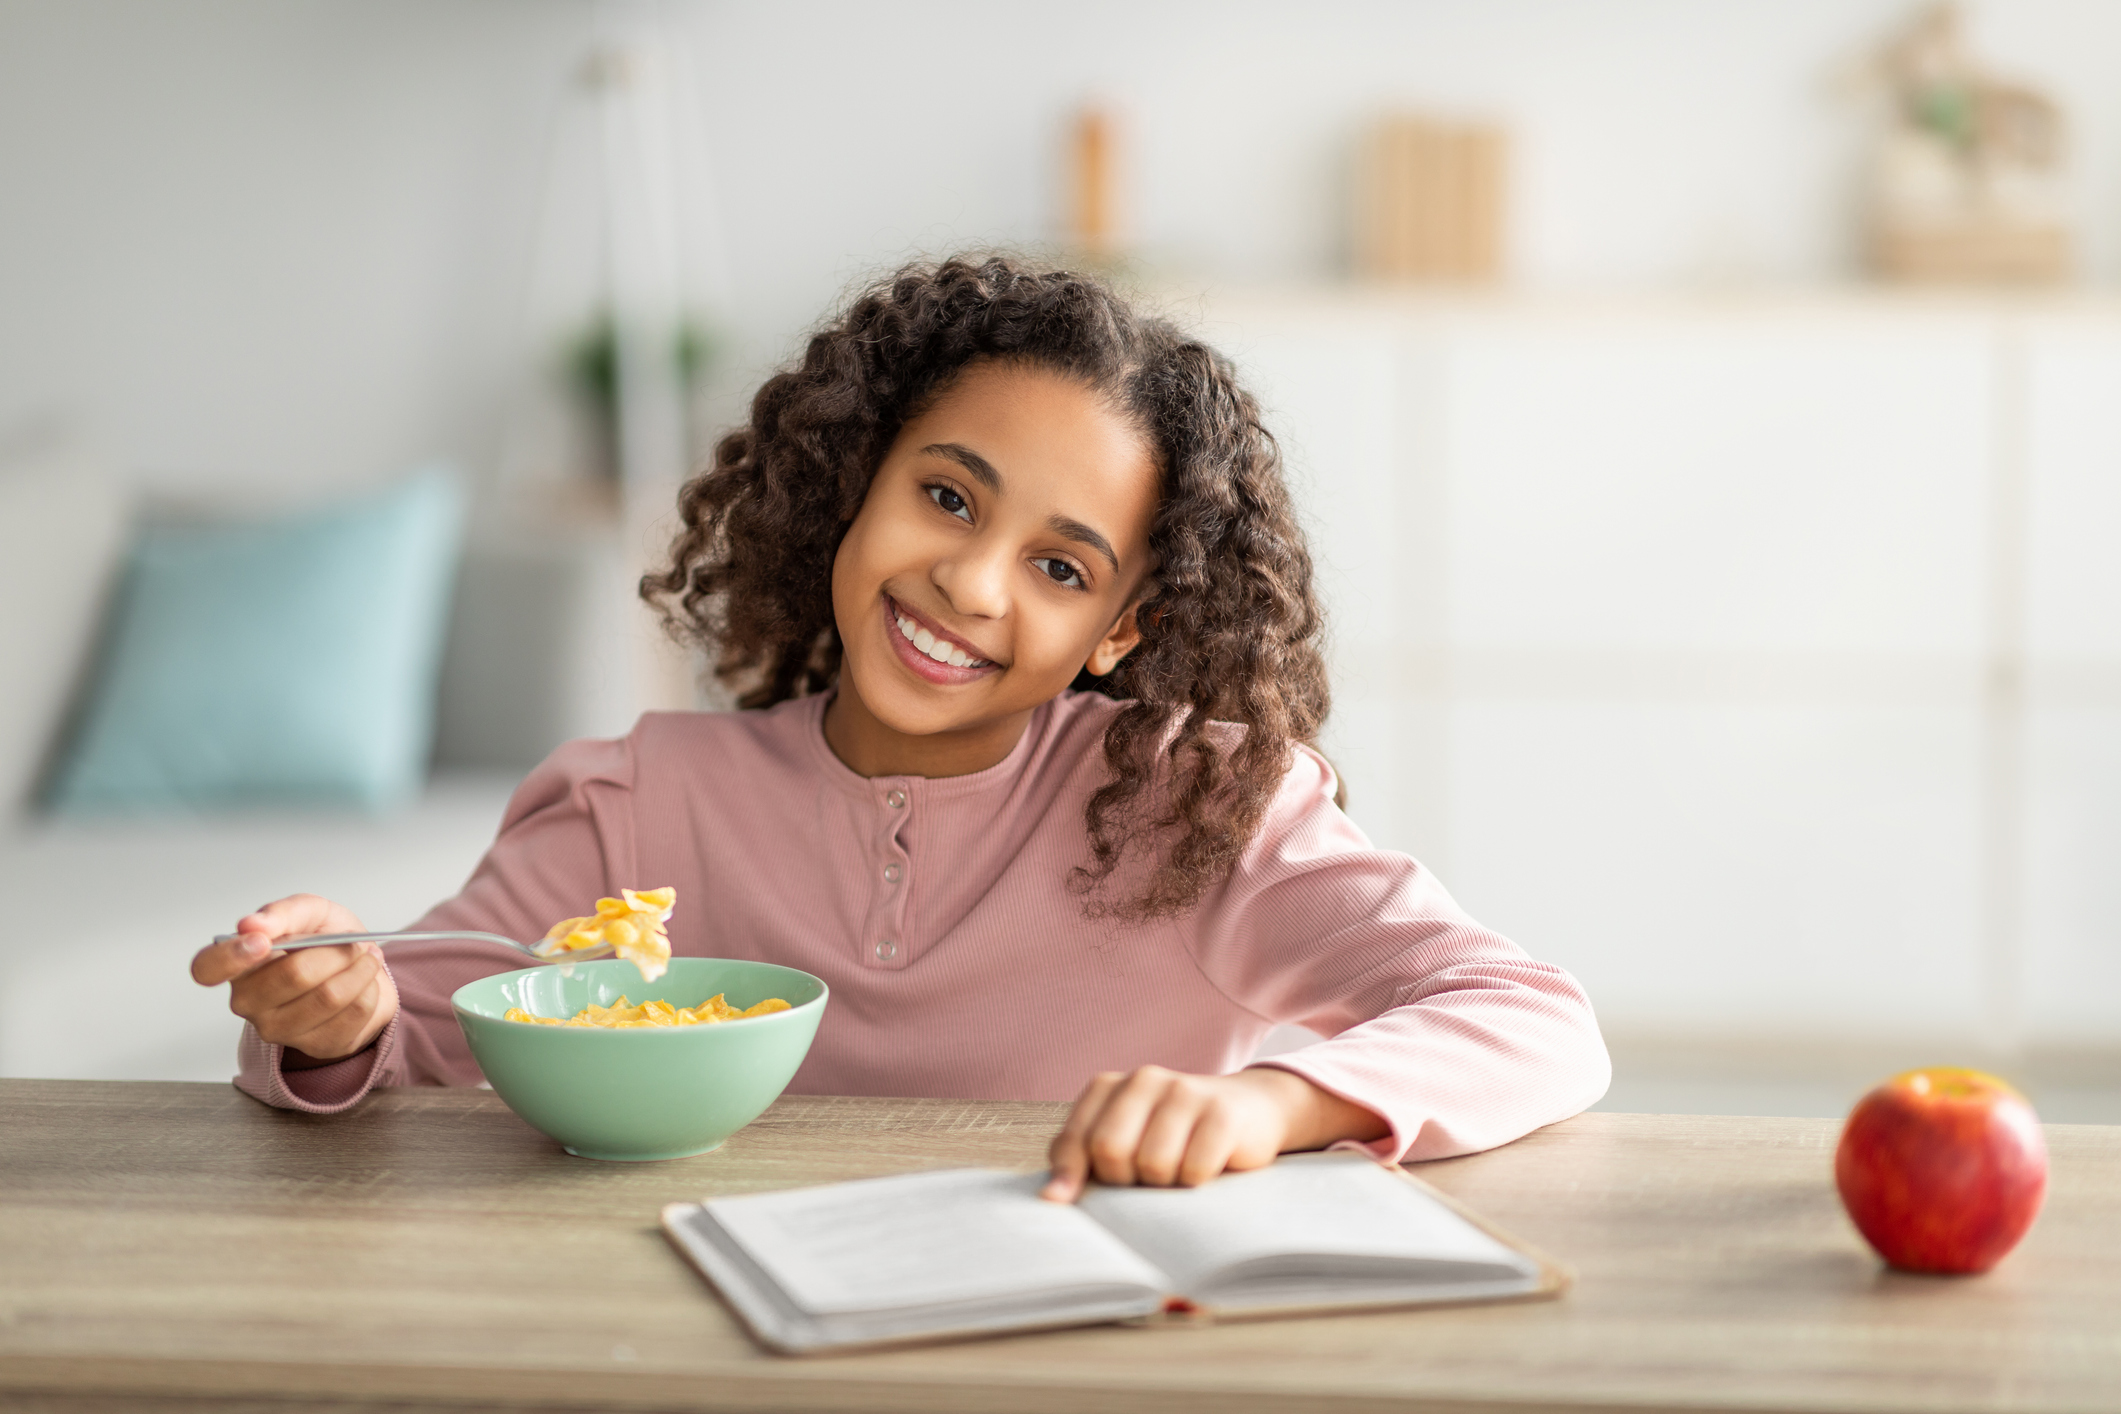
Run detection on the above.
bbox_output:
[209,930,614,963]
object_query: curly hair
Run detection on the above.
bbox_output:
[641,254,1331,921]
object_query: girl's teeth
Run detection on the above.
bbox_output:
[895,604,984,669]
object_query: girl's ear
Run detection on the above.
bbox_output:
[1084,600,1146,678]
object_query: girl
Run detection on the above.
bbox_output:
[191,255,1609,1200]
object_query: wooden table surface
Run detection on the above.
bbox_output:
[2,1080,2118,1414]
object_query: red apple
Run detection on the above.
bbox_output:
[1834,1067,2047,1274]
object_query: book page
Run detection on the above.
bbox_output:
[1077,1152,1536,1295]
[667,1203,1166,1354]
[705,1169,1170,1316]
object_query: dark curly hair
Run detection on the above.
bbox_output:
[641,254,1331,921]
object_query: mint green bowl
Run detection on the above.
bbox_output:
[451,957,827,1161]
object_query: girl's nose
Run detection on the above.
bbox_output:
[931,539,1011,620]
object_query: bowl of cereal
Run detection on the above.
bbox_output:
[452,956,828,1161]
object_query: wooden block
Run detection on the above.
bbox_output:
[1071,107,1116,257]
[1355,114,1508,282]
[1874,223,2072,284]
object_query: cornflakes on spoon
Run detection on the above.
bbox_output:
[538,887,676,982]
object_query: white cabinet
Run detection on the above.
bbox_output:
[2023,325,2121,1044]
[1199,291,2121,1050]
[1442,318,1993,657]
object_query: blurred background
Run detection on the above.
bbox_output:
[3,0,2117,1120]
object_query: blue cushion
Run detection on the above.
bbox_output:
[49,468,466,813]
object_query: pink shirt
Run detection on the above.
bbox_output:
[237,692,1609,1162]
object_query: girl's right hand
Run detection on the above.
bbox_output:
[189,894,400,1068]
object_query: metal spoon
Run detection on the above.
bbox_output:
[209,930,614,963]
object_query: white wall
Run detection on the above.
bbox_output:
[5,1,2121,497]
[0,0,595,495]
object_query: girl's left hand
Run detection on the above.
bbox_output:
[1041,1065,1390,1202]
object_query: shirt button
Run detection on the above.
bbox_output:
[875,938,898,961]
[883,863,902,884]
[884,789,907,809]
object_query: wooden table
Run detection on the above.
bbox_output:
[2,1080,2117,1414]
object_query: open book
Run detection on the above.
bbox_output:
[661,1151,1565,1354]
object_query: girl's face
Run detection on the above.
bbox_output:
[826,360,1160,775]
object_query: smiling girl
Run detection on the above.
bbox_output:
[192,255,1609,1197]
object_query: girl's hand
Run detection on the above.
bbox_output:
[189,894,399,1069]
[1041,1065,1391,1202]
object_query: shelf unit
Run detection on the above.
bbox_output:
[1191,287,2121,1056]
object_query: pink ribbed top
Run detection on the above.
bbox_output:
[236,692,1609,1162]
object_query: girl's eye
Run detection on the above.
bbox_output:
[1033,557,1084,590]
[926,484,971,522]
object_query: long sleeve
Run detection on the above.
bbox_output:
[233,733,637,1113]
[228,693,1609,1150]
[1184,744,1611,1163]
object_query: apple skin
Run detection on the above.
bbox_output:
[1835,1067,2047,1275]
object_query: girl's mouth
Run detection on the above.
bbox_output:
[883,594,1001,685]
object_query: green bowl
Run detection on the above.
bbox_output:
[451,957,827,1161]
